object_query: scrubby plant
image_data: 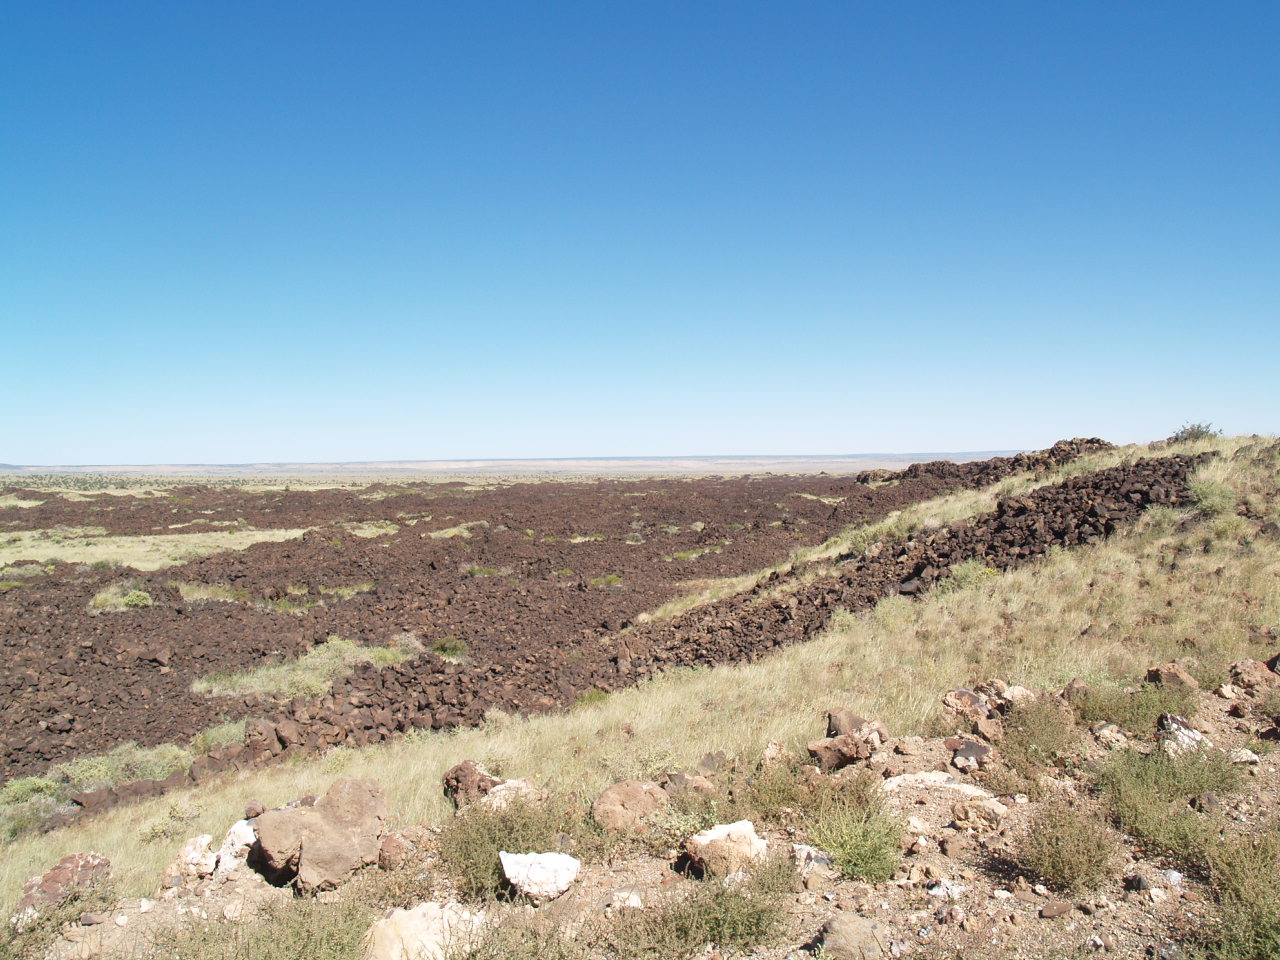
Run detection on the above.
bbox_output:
[804,773,902,882]
[123,589,154,608]
[937,558,1001,594]
[431,636,470,661]
[1015,801,1123,892]
[1169,422,1223,444]
[138,894,375,960]
[1199,828,1280,960]
[1098,748,1240,863]
[606,854,792,958]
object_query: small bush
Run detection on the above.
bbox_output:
[1169,422,1222,444]
[804,774,902,882]
[138,895,375,960]
[1200,829,1280,960]
[89,581,154,612]
[1071,683,1196,735]
[607,854,792,958]
[122,589,154,608]
[1099,749,1240,863]
[938,559,1000,594]
[1015,801,1123,893]
[448,913,588,960]
[573,689,609,710]
[1000,699,1080,779]
[432,636,470,661]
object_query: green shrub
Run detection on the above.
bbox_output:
[804,775,902,882]
[1071,682,1196,735]
[122,589,154,608]
[138,895,375,960]
[1200,829,1280,960]
[1000,699,1080,779]
[1169,422,1222,444]
[1099,749,1240,863]
[1015,802,1123,893]
[573,689,609,710]
[938,559,1001,594]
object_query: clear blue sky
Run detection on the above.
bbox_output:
[3,2,1277,464]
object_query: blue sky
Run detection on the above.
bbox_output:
[2,2,1277,464]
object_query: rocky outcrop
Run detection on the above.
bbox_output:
[252,778,387,893]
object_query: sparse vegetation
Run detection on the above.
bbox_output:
[435,795,603,901]
[90,581,155,612]
[999,698,1081,780]
[431,636,470,661]
[804,779,902,882]
[1070,682,1197,735]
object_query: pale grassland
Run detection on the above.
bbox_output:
[0,527,309,570]
[0,494,43,509]
[342,520,399,539]
[190,636,418,699]
[427,520,488,539]
[1,436,1272,909]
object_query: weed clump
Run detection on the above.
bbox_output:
[1015,801,1123,893]
[1200,829,1280,960]
[431,636,470,661]
[607,854,793,958]
[803,772,902,882]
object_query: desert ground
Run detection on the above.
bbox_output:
[2,430,1278,960]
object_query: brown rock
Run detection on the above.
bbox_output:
[1230,659,1280,691]
[592,780,669,833]
[441,760,502,808]
[1040,900,1073,918]
[1060,677,1091,702]
[16,852,111,919]
[942,688,990,719]
[807,734,875,772]
[1146,662,1200,690]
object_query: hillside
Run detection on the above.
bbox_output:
[2,432,1277,960]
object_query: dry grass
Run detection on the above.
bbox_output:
[1015,801,1123,893]
[190,636,415,699]
[0,527,309,570]
[1,436,1274,911]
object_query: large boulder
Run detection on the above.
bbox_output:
[363,902,482,960]
[499,851,581,902]
[1230,659,1280,692]
[592,780,668,833]
[253,778,387,893]
[684,820,768,876]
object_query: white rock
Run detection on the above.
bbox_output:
[173,835,217,879]
[881,770,994,799]
[215,820,258,875]
[991,889,1013,900]
[926,878,967,900]
[1231,748,1261,765]
[1215,683,1243,700]
[478,778,546,810]
[684,820,768,876]
[499,851,580,903]
[363,902,483,960]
